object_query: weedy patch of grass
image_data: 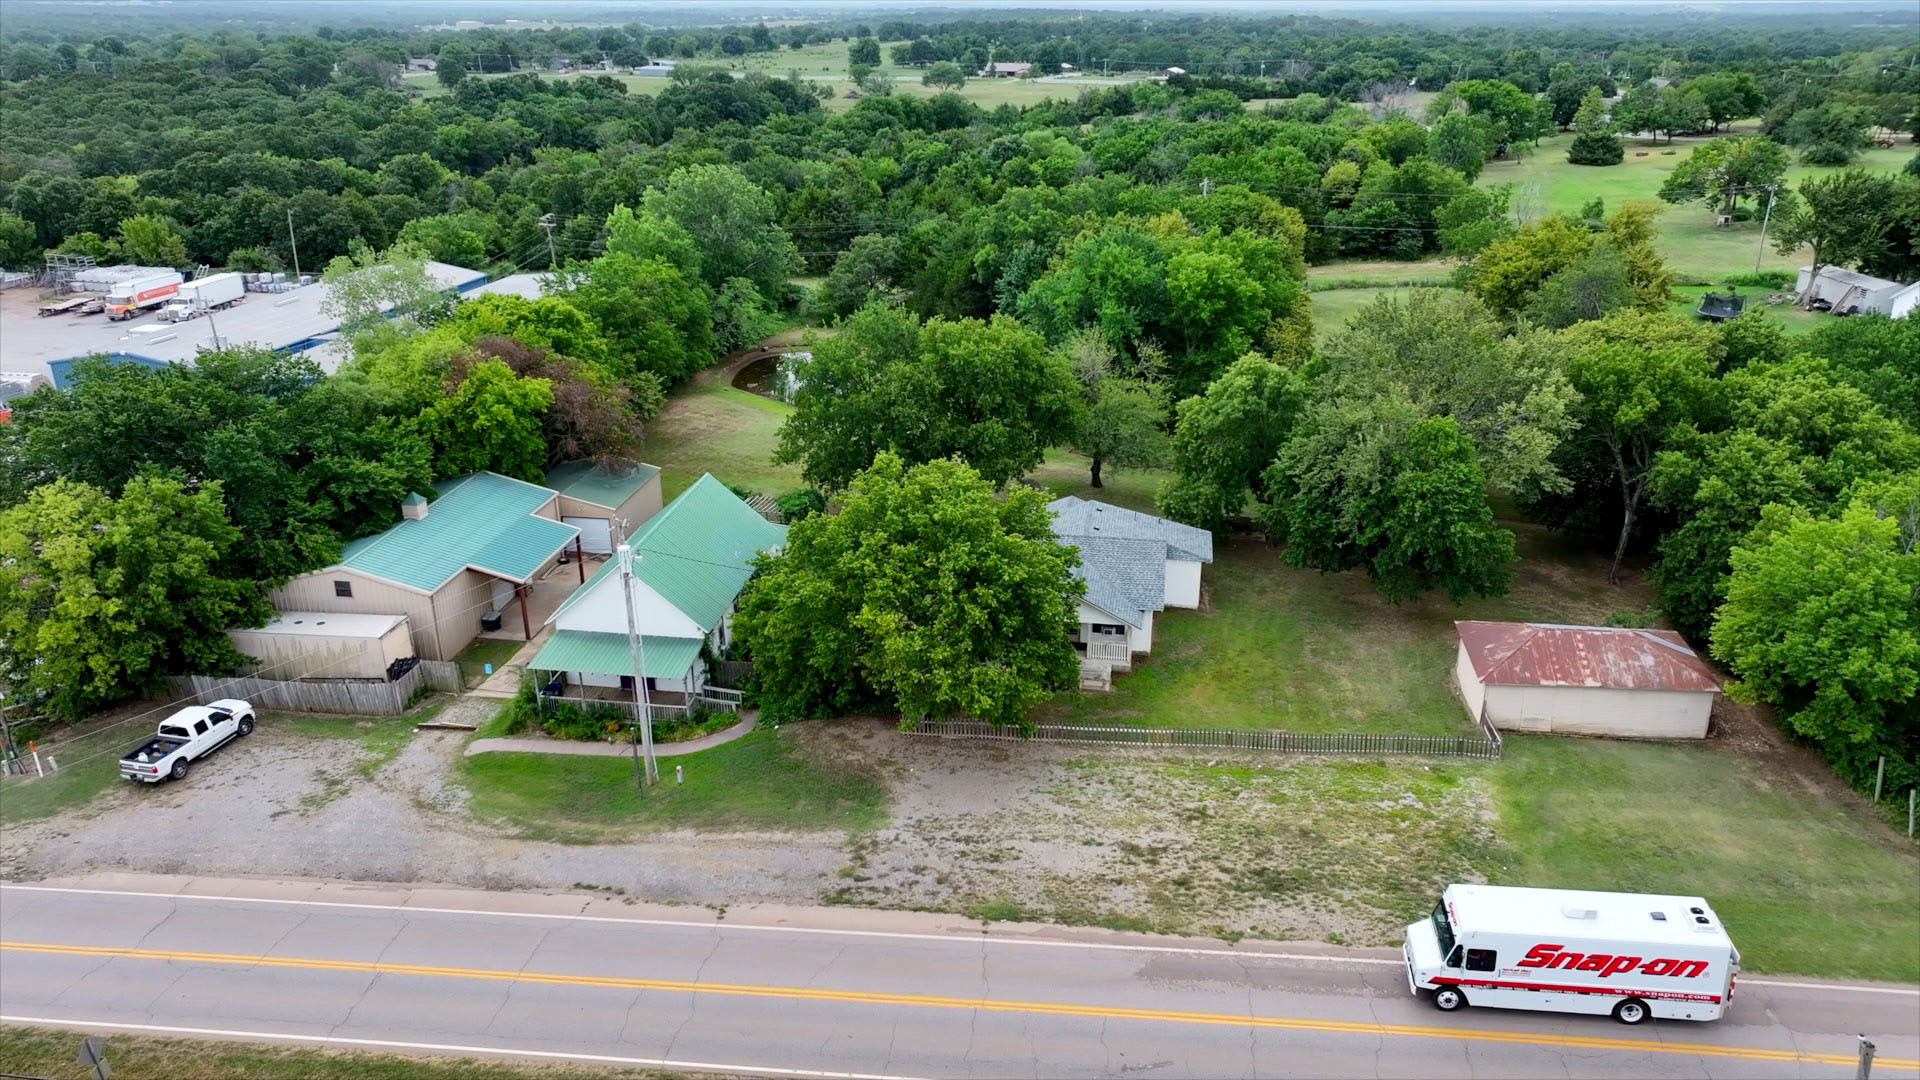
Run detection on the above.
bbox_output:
[454,638,525,689]
[0,1025,682,1079]
[968,897,1033,922]
[273,706,424,778]
[1488,735,1920,983]
[0,720,133,826]
[458,727,887,843]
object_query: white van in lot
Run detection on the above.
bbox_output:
[1405,884,1740,1025]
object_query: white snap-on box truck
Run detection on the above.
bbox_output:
[1405,884,1740,1025]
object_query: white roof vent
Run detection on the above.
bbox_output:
[1561,906,1598,920]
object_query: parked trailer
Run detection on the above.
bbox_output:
[1405,884,1739,1025]
[104,270,183,320]
[179,271,245,309]
[37,295,101,317]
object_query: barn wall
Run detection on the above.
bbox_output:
[1453,642,1487,722]
[1484,683,1716,739]
[269,570,438,661]
[1164,559,1203,609]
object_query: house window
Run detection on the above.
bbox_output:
[1089,623,1127,636]
[334,580,353,597]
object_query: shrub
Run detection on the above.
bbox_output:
[1723,269,1795,289]
[539,699,628,741]
[1566,130,1624,166]
[499,676,540,735]
[775,487,826,522]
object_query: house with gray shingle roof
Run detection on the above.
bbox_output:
[1048,497,1214,690]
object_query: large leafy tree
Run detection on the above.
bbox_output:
[0,476,266,720]
[642,164,797,301]
[1317,290,1578,496]
[735,453,1082,731]
[775,306,1080,491]
[416,357,553,481]
[1062,332,1168,489]
[1565,88,1623,166]
[1649,356,1920,637]
[1263,395,1517,603]
[1155,355,1308,531]
[117,213,189,266]
[1711,491,1920,788]
[555,252,714,385]
[4,351,431,585]
[1561,336,1721,583]
[1657,135,1792,219]
[1772,170,1899,297]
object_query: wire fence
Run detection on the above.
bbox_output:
[904,718,1503,759]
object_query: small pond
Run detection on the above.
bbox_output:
[732,351,809,402]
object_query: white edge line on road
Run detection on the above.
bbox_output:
[0,1015,929,1080]
[6,884,1915,996]
[0,884,1401,966]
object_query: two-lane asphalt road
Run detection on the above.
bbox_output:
[2,878,1914,1078]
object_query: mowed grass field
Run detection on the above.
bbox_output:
[633,370,803,501]
[1036,517,1639,736]
[459,726,887,842]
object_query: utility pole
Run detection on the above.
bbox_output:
[616,542,658,788]
[1754,184,1779,273]
[286,208,302,280]
[538,213,559,268]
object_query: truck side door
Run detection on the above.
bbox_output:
[188,717,211,755]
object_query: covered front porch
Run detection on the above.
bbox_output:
[476,538,601,644]
[526,628,742,714]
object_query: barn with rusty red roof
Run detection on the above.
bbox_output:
[1453,621,1723,740]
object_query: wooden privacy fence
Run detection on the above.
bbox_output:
[709,660,755,689]
[167,659,460,716]
[905,719,1504,759]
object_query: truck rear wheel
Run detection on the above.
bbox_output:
[1613,998,1650,1025]
[169,759,189,781]
[1432,986,1467,1012]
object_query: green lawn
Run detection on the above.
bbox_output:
[1025,448,1170,514]
[453,637,525,689]
[1488,735,1920,983]
[1038,520,1647,735]
[1308,286,1432,340]
[0,1025,679,1080]
[636,376,803,501]
[1478,131,1914,281]
[459,726,887,842]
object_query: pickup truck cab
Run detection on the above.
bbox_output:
[118,699,255,783]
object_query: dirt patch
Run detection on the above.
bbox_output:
[811,721,1499,945]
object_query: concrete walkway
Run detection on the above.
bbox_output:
[465,713,757,757]
[469,630,552,699]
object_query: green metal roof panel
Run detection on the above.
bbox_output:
[545,460,662,510]
[528,629,704,680]
[550,473,786,631]
[337,472,578,591]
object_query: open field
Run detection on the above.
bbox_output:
[1479,130,1914,281]
[0,1024,679,1080]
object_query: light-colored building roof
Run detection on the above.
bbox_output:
[237,611,407,639]
[549,473,786,633]
[1048,496,1213,563]
[337,472,577,592]
[1069,535,1171,629]
[8,261,488,385]
[467,272,550,300]
[986,62,1032,74]
[1455,621,1721,693]
[545,460,661,511]
[1798,265,1903,291]
[528,629,704,680]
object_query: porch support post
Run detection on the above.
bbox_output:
[519,582,532,640]
[576,535,586,582]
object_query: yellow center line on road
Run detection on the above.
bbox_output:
[4,940,1914,1071]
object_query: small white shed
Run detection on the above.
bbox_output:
[1794,266,1914,316]
[228,612,414,681]
[1454,621,1721,740]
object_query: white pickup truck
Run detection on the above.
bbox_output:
[118,699,255,783]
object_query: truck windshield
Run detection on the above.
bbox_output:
[1430,901,1456,958]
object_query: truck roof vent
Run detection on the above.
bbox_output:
[1561,906,1598,920]
[1650,911,1667,921]
[1694,916,1711,925]
[1689,906,1704,915]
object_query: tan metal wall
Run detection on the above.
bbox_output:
[227,621,411,680]
[552,473,661,537]
[430,568,498,661]
[1453,642,1487,721]
[269,569,443,660]
[1484,683,1715,739]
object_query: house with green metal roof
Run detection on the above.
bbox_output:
[269,471,586,662]
[544,460,664,555]
[528,474,785,697]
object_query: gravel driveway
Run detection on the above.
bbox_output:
[2,707,1492,946]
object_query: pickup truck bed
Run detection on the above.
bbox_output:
[122,737,187,765]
